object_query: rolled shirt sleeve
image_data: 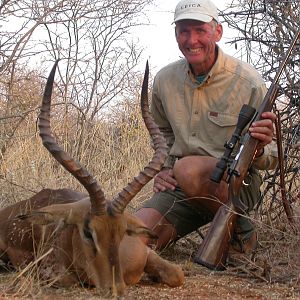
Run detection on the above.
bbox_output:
[252,141,278,170]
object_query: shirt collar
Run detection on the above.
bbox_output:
[185,45,225,85]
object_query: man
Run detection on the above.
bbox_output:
[136,0,278,256]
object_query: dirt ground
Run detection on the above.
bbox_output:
[1,231,299,300]
[1,265,298,300]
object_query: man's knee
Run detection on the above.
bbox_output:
[135,207,165,229]
[173,156,218,187]
[173,156,228,212]
[135,207,177,250]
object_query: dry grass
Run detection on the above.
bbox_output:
[0,98,153,206]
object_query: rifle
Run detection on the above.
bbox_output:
[194,29,300,271]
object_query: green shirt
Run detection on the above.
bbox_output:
[151,47,278,170]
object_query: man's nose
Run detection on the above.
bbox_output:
[187,31,199,44]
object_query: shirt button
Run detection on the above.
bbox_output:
[192,133,196,137]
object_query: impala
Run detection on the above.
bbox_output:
[0,61,184,297]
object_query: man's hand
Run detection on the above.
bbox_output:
[249,111,276,155]
[153,168,178,193]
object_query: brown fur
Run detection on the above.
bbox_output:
[0,188,184,296]
[0,61,184,297]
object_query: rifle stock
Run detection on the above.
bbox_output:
[194,170,244,270]
[194,29,300,270]
[194,201,237,270]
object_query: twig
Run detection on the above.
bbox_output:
[274,108,298,230]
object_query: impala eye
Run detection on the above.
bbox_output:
[83,219,94,244]
[82,219,98,255]
[83,226,94,242]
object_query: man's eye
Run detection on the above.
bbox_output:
[196,28,205,33]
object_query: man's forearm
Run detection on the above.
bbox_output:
[252,142,278,170]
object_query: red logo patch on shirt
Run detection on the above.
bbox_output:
[209,111,219,117]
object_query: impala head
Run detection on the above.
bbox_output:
[31,60,167,296]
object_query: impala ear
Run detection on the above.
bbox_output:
[18,198,90,225]
[126,225,158,239]
[125,212,158,239]
[18,210,62,225]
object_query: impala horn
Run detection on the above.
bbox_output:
[38,60,107,215]
[109,61,168,214]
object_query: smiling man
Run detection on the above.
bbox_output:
[174,3,222,76]
[135,0,278,262]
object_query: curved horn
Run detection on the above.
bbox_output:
[110,61,168,214]
[38,60,107,215]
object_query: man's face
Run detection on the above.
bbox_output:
[175,19,222,75]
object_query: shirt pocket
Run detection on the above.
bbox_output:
[206,111,239,151]
[208,112,238,127]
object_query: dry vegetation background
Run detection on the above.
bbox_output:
[0,0,299,299]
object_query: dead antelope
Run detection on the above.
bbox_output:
[0,61,184,296]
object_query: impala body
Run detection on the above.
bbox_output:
[0,62,184,296]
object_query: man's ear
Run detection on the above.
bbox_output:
[215,23,223,42]
[174,26,179,42]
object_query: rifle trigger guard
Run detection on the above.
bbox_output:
[242,174,252,186]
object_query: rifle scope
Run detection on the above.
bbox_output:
[210,104,256,183]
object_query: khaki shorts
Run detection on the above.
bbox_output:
[142,168,262,238]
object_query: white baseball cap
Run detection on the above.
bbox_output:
[174,0,219,23]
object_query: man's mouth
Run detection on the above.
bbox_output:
[187,47,203,54]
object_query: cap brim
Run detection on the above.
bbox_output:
[173,13,213,24]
